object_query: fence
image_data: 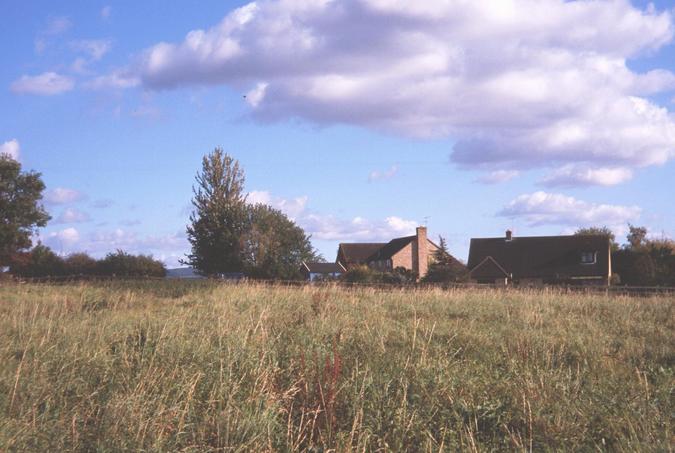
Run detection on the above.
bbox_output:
[3,273,675,297]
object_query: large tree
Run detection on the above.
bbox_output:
[0,154,50,266]
[182,148,249,275]
[243,204,319,280]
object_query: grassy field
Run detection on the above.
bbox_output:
[0,281,672,452]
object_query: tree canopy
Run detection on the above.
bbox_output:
[182,148,249,275]
[183,148,319,279]
[0,155,50,266]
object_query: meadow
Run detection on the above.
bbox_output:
[0,281,672,452]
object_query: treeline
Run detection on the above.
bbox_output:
[577,225,675,286]
[8,245,166,278]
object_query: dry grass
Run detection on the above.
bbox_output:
[0,281,672,451]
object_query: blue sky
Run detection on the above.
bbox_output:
[2,0,674,267]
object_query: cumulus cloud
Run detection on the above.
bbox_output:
[498,191,641,227]
[114,0,675,184]
[54,208,91,224]
[248,189,417,241]
[11,72,75,95]
[44,187,84,205]
[0,139,20,160]
[476,170,520,184]
[248,190,308,220]
[540,165,633,187]
[368,165,398,182]
[43,227,80,250]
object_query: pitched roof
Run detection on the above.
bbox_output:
[302,262,346,273]
[338,243,385,264]
[367,236,415,261]
[469,256,510,279]
[468,234,610,279]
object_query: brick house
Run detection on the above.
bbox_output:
[336,226,450,279]
[468,230,612,286]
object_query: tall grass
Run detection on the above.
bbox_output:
[0,281,672,451]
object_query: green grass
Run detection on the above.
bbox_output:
[0,281,672,451]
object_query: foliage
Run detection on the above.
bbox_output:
[9,244,64,277]
[574,226,619,251]
[183,148,248,275]
[98,250,166,277]
[0,282,671,451]
[423,235,468,283]
[183,148,318,280]
[342,265,417,284]
[626,224,648,250]
[64,253,98,275]
[243,203,319,280]
[0,155,51,266]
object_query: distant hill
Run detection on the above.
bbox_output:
[165,267,204,279]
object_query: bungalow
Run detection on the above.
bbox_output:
[468,230,612,286]
[336,226,451,279]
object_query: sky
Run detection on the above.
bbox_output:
[2,0,675,267]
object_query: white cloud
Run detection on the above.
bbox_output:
[84,71,140,90]
[114,0,675,185]
[476,170,520,184]
[540,165,633,187]
[44,227,80,250]
[368,165,398,182]
[249,189,417,241]
[11,72,75,95]
[71,39,113,61]
[248,190,308,220]
[44,187,84,204]
[498,191,641,227]
[55,208,91,224]
[0,139,20,160]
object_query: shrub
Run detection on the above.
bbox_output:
[9,244,64,277]
[64,253,98,276]
[97,250,166,277]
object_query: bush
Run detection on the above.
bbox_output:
[98,250,166,277]
[64,253,98,276]
[9,244,64,277]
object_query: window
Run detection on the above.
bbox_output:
[580,251,596,264]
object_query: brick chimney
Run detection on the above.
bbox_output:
[505,229,513,241]
[413,226,428,279]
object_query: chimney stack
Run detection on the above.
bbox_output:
[413,226,428,279]
[506,229,513,241]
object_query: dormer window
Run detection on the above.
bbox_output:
[580,251,596,264]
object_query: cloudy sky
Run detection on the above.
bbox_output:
[3,0,675,266]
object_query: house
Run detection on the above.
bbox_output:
[467,230,612,286]
[301,261,346,281]
[336,226,448,279]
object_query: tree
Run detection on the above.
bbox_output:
[574,226,619,251]
[182,148,248,275]
[626,224,648,250]
[243,204,319,280]
[422,236,468,283]
[64,252,98,275]
[10,244,64,277]
[0,155,50,266]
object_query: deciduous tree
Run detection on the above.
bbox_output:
[182,148,248,275]
[0,155,50,266]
